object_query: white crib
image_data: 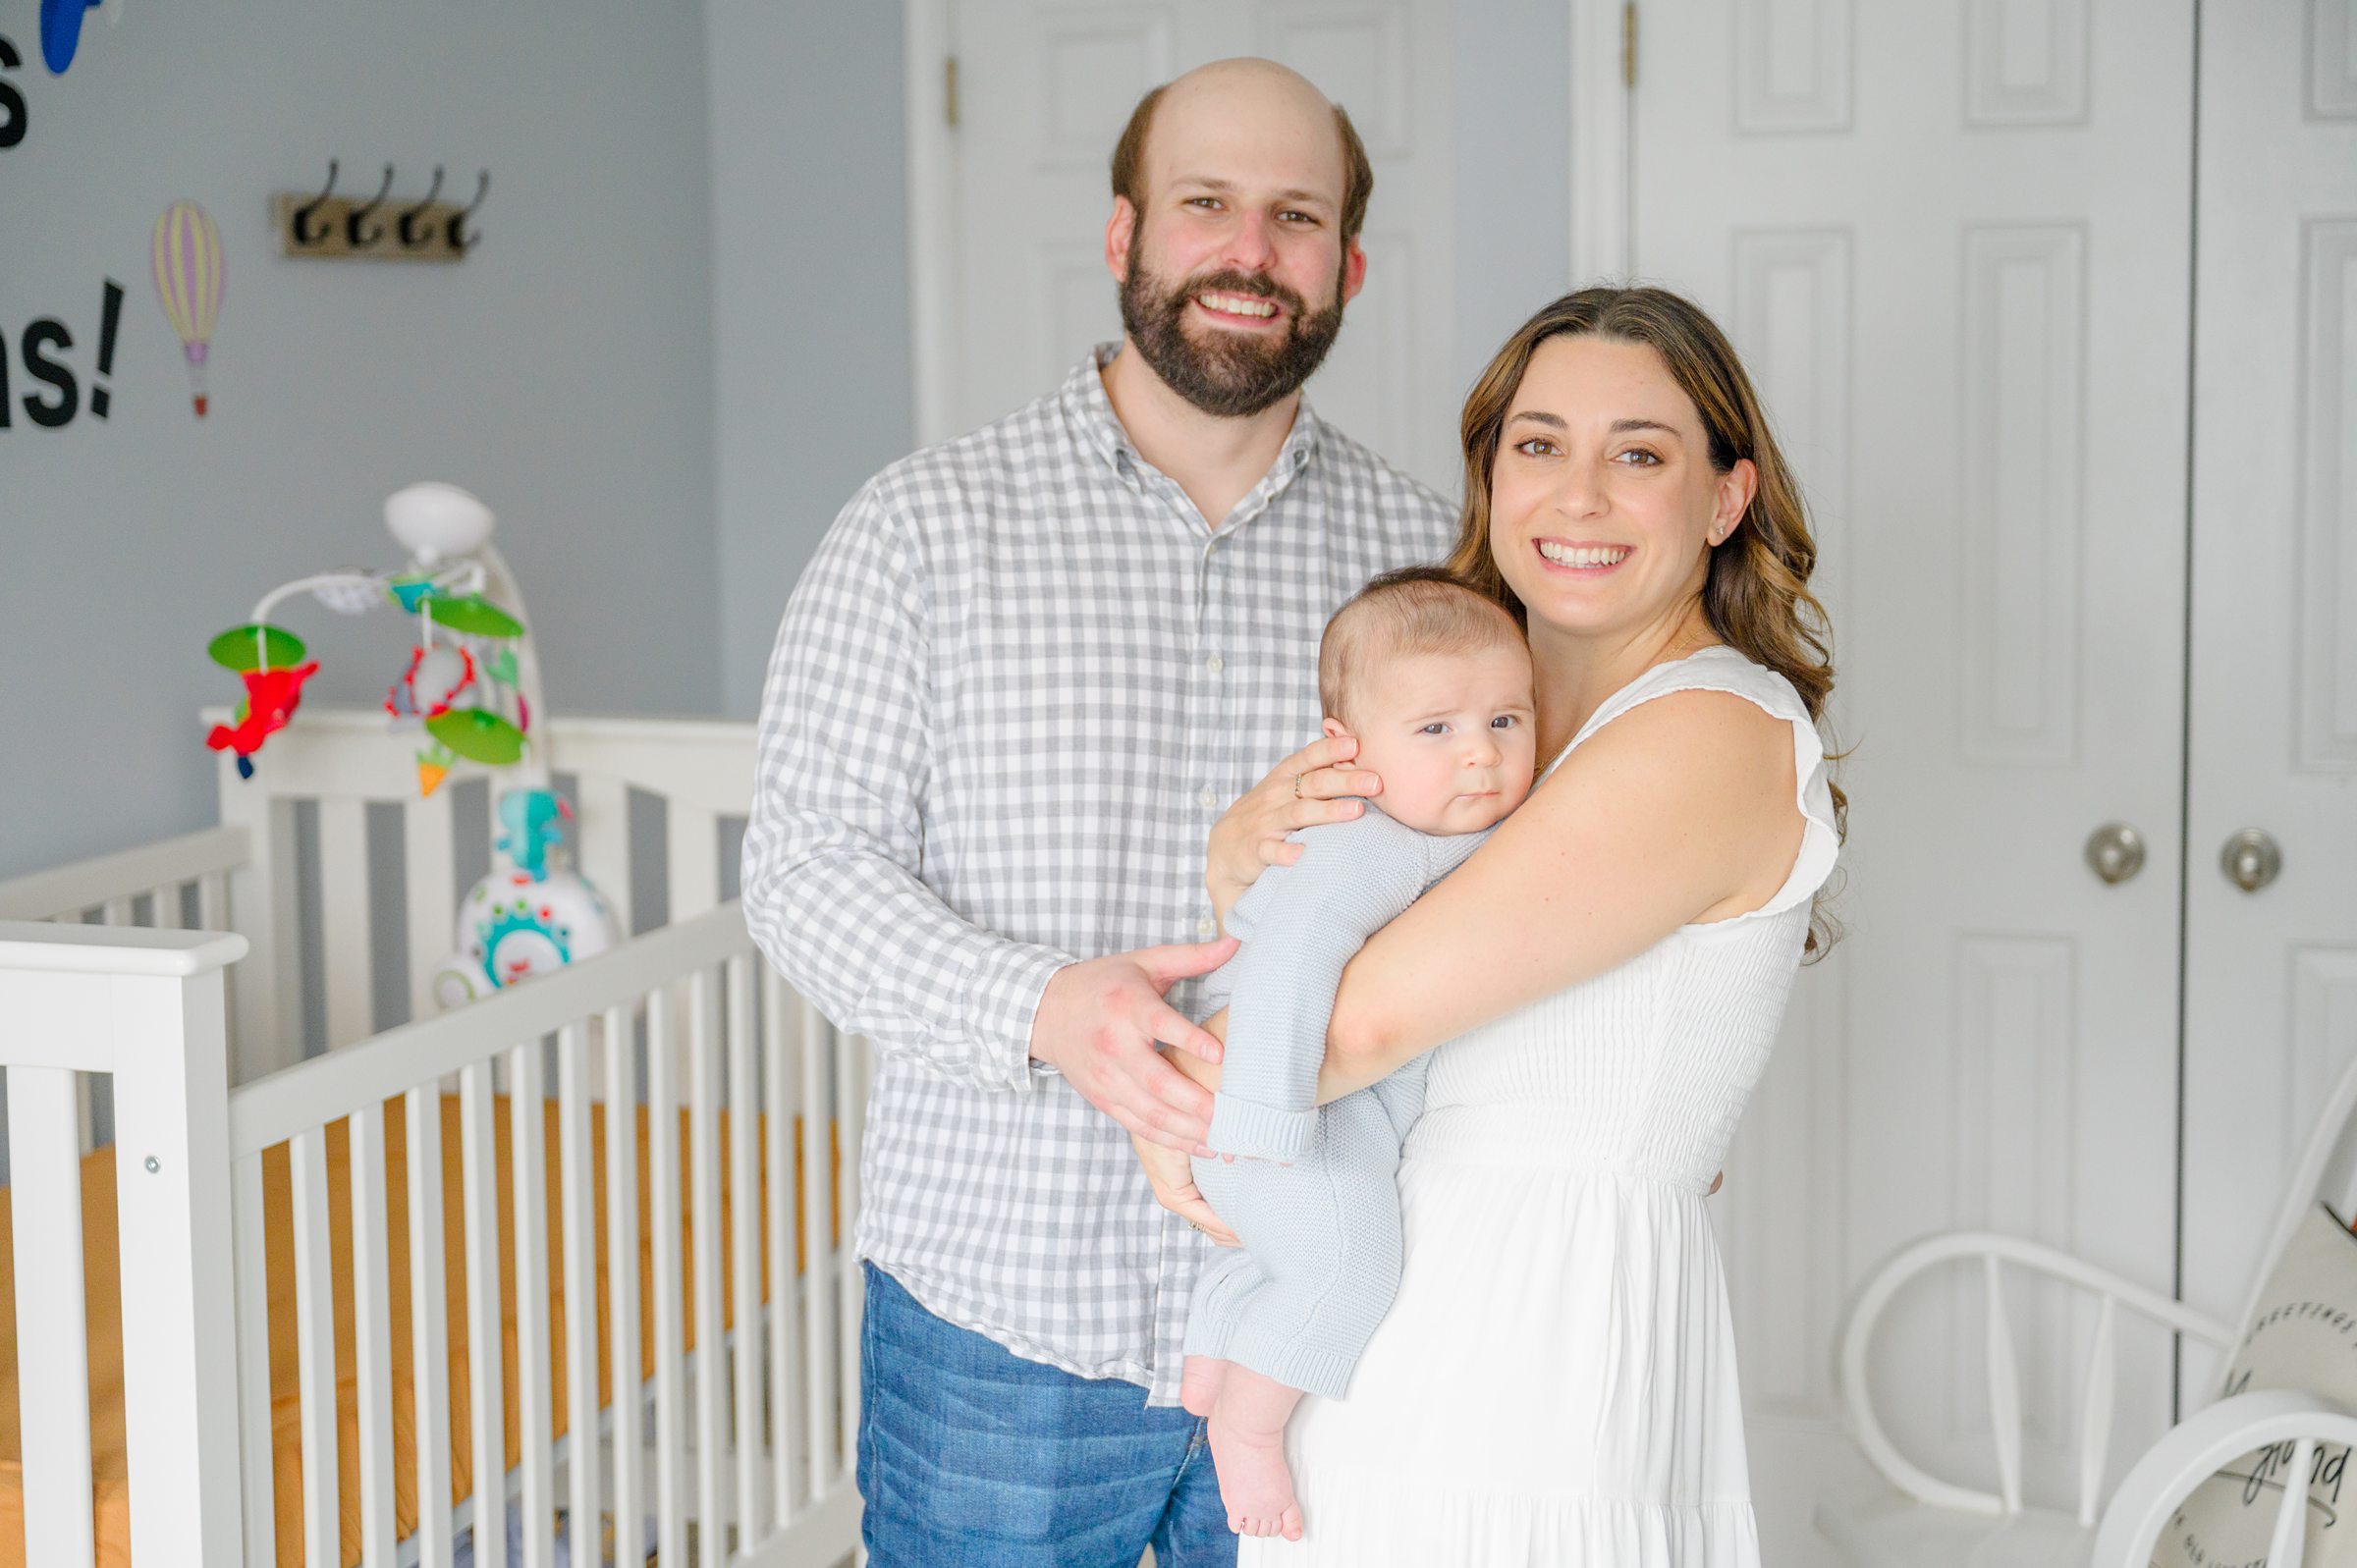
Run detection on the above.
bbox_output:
[0,709,867,1568]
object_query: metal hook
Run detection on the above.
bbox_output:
[291,158,341,248]
[345,162,395,248]
[396,165,446,248]
[447,169,489,254]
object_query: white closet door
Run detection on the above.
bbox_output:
[1624,0,2195,1519]
[914,0,1459,494]
[2180,0,2357,1382]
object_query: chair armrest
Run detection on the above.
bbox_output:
[1837,1230,2236,1520]
[2090,1388,2357,1568]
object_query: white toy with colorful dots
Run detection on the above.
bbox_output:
[431,785,621,1006]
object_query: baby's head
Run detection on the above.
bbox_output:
[1319,568,1538,836]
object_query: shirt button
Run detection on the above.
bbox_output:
[1196,916,1218,940]
[1198,786,1218,810]
[1205,654,1225,675]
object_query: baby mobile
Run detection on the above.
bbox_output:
[202,482,618,1007]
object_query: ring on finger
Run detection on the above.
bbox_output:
[1291,772,1305,801]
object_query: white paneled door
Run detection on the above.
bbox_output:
[905,0,1459,494]
[2180,1,2357,1384]
[1624,0,2196,1525]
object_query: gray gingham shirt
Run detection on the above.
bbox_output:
[742,346,1453,1403]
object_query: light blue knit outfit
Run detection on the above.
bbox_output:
[1186,805,1491,1398]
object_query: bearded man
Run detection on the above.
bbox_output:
[743,57,1453,1567]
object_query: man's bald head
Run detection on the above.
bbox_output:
[1109,58,1374,243]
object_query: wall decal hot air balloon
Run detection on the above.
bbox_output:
[152,199,224,417]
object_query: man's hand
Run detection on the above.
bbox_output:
[1030,939,1238,1152]
[1205,734,1385,924]
[1131,1134,1240,1247]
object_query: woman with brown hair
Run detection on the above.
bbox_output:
[1142,286,1842,1564]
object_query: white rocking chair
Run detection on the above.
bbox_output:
[1817,1049,2357,1568]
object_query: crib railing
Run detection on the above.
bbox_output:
[208,708,760,1085]
[0,920,249,1567]
[0,824,245,929]
[1,901,868,1568]
[0,709,760,1090]
[0,827,250,1155]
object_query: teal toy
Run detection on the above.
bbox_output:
[497,787,570,882]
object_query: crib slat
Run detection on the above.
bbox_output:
[351,1102,400,1564]
[689,967,731,1551]
[459,1060,508,1568]
[407,1086,457,1568]
[510,1041,556,1568]
[234,1152,279,1568]
[150,880,186,930]
[648,988,689,1568]
[576,777,633,938]
[763,972,803,1517]
[291,1125,343,1568]
[199,869,228,932]
[728,956,769,1541]
[800,1000,839,1495]
[319,798,374,1051]
[667,803,720,924]
[556,1021,604,1567]
[603,1002,646,1560]
[835,1027,866,1428]
[8,1066,97,1568]
[407,791,459,1023]
[101,894,133,928]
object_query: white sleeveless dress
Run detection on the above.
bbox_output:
[1242,647,1840,1568]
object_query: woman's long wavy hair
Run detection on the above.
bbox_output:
[1444,286,1847,955]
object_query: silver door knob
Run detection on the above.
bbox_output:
[2084,822,2146,885]
[2220,829,2281,892]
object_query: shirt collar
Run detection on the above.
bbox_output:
[1061,343,1326,493]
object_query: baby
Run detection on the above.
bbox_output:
[1182,567,1538,1540]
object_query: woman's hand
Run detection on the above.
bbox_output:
[1130,1133,1240,1246]
[1207,735,1385,925]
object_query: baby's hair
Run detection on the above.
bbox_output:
[1319,567,1527,727]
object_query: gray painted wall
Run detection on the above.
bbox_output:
[709,1,914,719]
[0,0,720,880]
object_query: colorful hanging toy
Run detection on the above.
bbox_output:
[431,786,618,1005]
[204,482,618,1007]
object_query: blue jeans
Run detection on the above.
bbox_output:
[858,1263,1234,1568]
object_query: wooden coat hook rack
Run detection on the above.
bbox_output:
[273,161,489,261]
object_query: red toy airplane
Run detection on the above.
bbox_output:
[205,662,320,779]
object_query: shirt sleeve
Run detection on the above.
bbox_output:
[1205,813,1432,1160]
[740,483,1071,1093]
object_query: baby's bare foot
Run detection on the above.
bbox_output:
[1207,1410,1304,1541]
[1179,1356,1229,1419]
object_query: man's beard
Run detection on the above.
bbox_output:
[1118,239,1346,418]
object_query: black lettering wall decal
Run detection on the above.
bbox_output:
[21,319,78,427]
[90,280,122,417]
[2,281,130,430]
[0,34,25,151]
